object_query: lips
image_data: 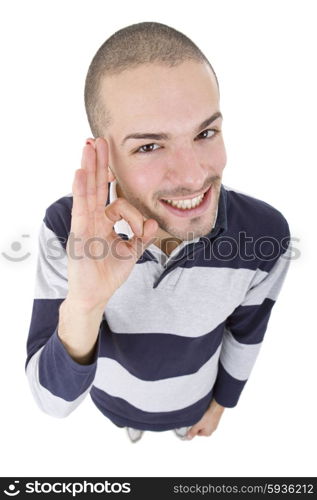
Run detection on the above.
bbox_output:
[159,185,212,218]
[161,185,210,203]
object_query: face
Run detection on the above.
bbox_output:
[101,60,227,243]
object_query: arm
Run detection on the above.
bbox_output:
[25,138,158,419]
[25,217,104,418]
[212,220,292,408]
[187,218,292,439]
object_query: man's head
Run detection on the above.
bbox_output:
[84,22,227,243]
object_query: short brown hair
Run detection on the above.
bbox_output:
[84,21,219,138]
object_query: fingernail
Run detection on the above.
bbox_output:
[85,139,95,148]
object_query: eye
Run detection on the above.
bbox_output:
[195,128,218,140]
[136,143,161,154]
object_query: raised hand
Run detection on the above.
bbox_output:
[66,137,158,312]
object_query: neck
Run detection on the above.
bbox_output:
[152,230,182,256]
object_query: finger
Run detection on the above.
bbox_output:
[128,219,159,260]
[85,138,95,148]
[187,424,201,440]
[95,138,109,214]
[81,143,97,214]
[70,167,88,236]
[104,198,146,237]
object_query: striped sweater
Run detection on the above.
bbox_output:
[25,182,292,431]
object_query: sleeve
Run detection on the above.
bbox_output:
[25,205,102,418]
[212,216,292,408]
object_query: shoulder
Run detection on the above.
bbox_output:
[44,182,112,235]
[43,193,73,243]
[223,184,290,241]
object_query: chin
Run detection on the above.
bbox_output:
[161,217,216,242]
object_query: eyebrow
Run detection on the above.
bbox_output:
[120,111,223,146]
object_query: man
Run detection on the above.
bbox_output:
[25,22,292,443]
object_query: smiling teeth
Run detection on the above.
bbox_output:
[164,192,205,210]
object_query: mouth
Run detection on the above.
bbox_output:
[159,185,213,218]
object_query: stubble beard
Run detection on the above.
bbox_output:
[116,177,222,242]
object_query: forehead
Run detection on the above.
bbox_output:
[100,61,219,134]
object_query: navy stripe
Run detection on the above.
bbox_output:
[212,361,247,407]
[90,385,214,431]
[99,320,225,381]
[224,189,291,273]
[25,298,64,368]
[157,222,289,284]
[226,298,275,344]
[39,330,99,401]
[44,196,73,250]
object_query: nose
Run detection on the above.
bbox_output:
[166,145,207,195]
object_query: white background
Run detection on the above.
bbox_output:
[0,0,316,477]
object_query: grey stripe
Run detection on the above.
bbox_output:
[106,266,256,337]
[26,346,91,418]
[220,328,262,380]
[93,344,222,413]
[34,223,68,299]
[241,245,292,306]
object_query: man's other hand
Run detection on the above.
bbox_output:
[186,399,225,440]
